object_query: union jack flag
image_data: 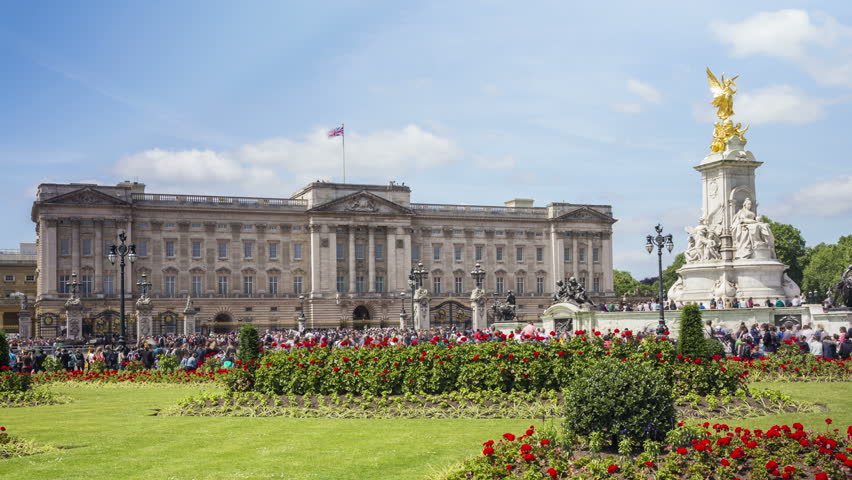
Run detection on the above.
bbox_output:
[328,125,344,137]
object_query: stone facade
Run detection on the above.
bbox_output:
[0,244,37,333]
[30,181,616,335]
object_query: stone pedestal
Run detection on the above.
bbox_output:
[399,312,408,329]
[65,301,84,339]
[136,299,153,341]
[18,310,32,340]
[413,287,430,331]
[470,288,487,330]
[183,296,196,335]
[669,137,800,305]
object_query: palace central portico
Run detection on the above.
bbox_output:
[28,181,615,336]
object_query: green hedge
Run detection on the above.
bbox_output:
[677,304,706,359]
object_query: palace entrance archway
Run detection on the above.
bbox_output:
[213,313,233,334]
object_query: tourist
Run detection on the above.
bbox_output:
[800,324,814,343]
[699,302,706,310]
[762,324,778,354]
[808,333,823,356]
[764,298,772,307]
[520,320,537,339]
[710,298,717,309]
[839,334,852,360]
[747,297,754,308]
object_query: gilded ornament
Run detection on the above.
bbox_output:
[706,68,748,152]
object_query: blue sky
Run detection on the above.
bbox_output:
[2,1,851,278]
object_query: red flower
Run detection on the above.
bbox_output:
[607,464,618,473]
[677,447,688,455]
[482,440,494,447]
[644,461,655,468]
[482,447,494,455]
[520,443,533,454]
[783,466,795,473]
[815,473,828,480]
[523,453,535,462]
[0,426,5,431]
[765,460,778,470]
[730,447,745,459]
[720,459,730,467]
[825,418,832,424]
[540,439,550,446]
[505,465,513,470]
[502,433,515,441]
[546,467,558,479]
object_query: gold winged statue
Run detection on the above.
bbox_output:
[707,67,748,152]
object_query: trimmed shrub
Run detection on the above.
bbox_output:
[237,325,261,364]
[0,373,32,393]
[676,304,706,359]
[704,337,726,359]
[564,359,675,446]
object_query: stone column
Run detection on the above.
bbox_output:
[470,288,487,330]
[387,228,398,292]
[65,298,84,339]
[326,226,337,292]
[18,308,32,340]
[124,218,133,296]
[183,296,196,335]
[136,297,154,341]
[348,226,356,293]
[71,219,81,277]
[41,218,58,296]
[602,233,613,293]
[94,219,103,294]
[402,229,412,286]
[368,227,376,292]
[572,235,579,279]
[309,224,321,294]
[413,287,430,330]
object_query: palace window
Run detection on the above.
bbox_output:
[432,277,442,294]
[454,246,462,262]
[593,247,600,264]
[293,243,303,260]
[375,244,383,261]
[579,247,586,264]
[103,275,114,295]
[516,246,524,262]
[58,275,70,294]
[433,245,441,261]
[268,276,279,295]
[165,240,176,258]
[475,246,483,262]
[356,276,365,293]
[564,247,572,263]
[59,238,70,256]
[293,276,303,295]
[411,245,420,261]
[218,241,228,259]
[218,276,228,295]
[192,241,202,258]
[25,274,35,282]
[496,277,504,294]
[496,246,504,262]
[81,275,93,295]
[192,276,202,295]
[3,275,13,282]
[536,247,543,262]
[336,243,344,260]
[137,240,148,257]
[375,276,384,293]
[243,276,254,294]
[355,244,365,260]
[580,276,587,289]
[536,277,544,294]
[164,276,176,296]
[454,276,463,294]
[516,277,525,294]
[336,276,344,293]
[269,242,278,259]
[244,242,253,259]
[82,238,92,256]
[593,277,600,292]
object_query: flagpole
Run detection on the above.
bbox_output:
[342,122,346,183]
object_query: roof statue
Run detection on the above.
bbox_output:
[707,68,748,152]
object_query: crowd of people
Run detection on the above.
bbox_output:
[598,295,806,313]
[5,317,851,373]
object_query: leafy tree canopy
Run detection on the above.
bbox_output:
[802,235,852,299]
[761,216,807,285]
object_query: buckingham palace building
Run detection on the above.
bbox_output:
[29,181,616,336]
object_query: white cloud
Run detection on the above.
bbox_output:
[612,103,643,114]
[627,79,661,104]
[784,176,852,217]
[736,85,824,124]
[711,9,852,87]
[116,125,463,196]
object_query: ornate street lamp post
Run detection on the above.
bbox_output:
[645,224,673,335]
[66,272,81,298]
[470,262,485,289]
[137,273,151,297]
[108,231,136,351]
[298,294,306,332]
[399,291,407,326]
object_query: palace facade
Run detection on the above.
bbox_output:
[30,181,616,336]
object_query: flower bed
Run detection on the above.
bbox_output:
[0,427,56,460]
[0,389,71,408]
[441,421,852,480]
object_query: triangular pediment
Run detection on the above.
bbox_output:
[309,190,413,215]
[556,207,615,223]
[42,187,130,206]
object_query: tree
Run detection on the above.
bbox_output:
[802,235,852,299]
[638,253,685,299]
[676,304,706,359]
[614,270,639,297]
[761,216,807,285]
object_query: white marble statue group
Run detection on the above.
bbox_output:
[684,196,775,264]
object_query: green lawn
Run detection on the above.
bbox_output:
[1,381,850,480]
[0,385,533,480]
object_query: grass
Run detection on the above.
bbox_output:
[0,384,533,480]
[0,381,850,480]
